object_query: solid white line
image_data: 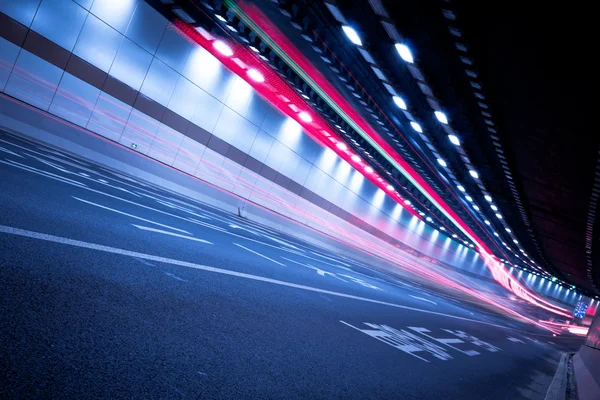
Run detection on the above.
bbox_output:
[132,225,212,244]
[72,196,191,234]
[233,243,286,267]
[410,295,438,305]
[0,224,529,331]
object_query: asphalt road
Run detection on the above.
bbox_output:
[0,130,583,399]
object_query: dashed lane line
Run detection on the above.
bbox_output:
[233,243,286,267]
[410,295,438,306]
[132,225,212,244]
[73,196,191,234]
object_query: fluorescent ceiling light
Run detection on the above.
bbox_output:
[395,43,413,63]
[465,196,473,202]
[484,220,490,225]
[437,158,447,167]
[386,184,394,190]
[473,205,480,211]
[410,121,422,132]
[448,135,460,146]
[469,170,479,179]
[434,111,448,124]
[496,213,503,219]
[215,14,227,22]
[351,155,361,162]
[426,217,433,222]
[213,40,233,57]
[336,142,348,151]
[491,205,498,211]
[364,166,374,173]
[392,96,407,110]
[457,185,465,192]
[342,26,362,46]
[484,195,492,202]
[247,68,264,82]
[298,111,312,122]
[404,200,411,205]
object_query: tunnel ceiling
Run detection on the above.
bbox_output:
[155,0,598,297]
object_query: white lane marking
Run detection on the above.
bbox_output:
[507,337,525,343]
[79,173,90,177]
[132,225,212,244]
[410,296,438,305]
[281,257,348,282]
[72,197,191,234]
[164,272,188,282]
[233,243,286,267]
[98,179,108,183]
[0,145,23,158]
[0,159,87,187]
[0,224,552,333]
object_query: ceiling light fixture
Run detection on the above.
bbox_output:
[392,96,407,110]
[342,26,362,46]
[213,40,233,57]
[434,111,448,124]
[395,43,414,63]
[410,121,422,132]
[298,111,312,122]
[448,135,460,146]
[247,68,264,82]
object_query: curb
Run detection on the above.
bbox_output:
[545,352,576,400]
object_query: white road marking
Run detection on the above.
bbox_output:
[281,257,348,282]
[410,295,438,305]
[132,225,212,244]
[507,337,525,343]
[72,197,191,234]
[0,159,87,187]
[0,223,553,333]
[79,173,90,177]
[310,251,351,266]
[0,145,23,158]
[233,243,286,267]
[98,179,108,183]
[164,272,188,282]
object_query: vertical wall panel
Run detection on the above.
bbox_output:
[30,0,87,51]
[108,37,152,91]
[73,0,93,10]
[124,0,167,55]
[87,92,132,142]
[168,75,203,120]
[172,136,206,175]
[5,50,63,110]
[139,58,178,107]
[189,89,224,134]
[120,108,160,155]
[147,122,184,165]
[0,0,41,27]
[212,106,259,153]
[155,24,193,74]
[90,0,137,35]
[73,13,123,73]
[49,71,100,127]
[247,129,274,163]
[0,37,20,91]
[183,46,235,103]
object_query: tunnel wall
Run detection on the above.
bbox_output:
[0,0,583,307]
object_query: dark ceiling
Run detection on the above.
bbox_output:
[381,0,598,291]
